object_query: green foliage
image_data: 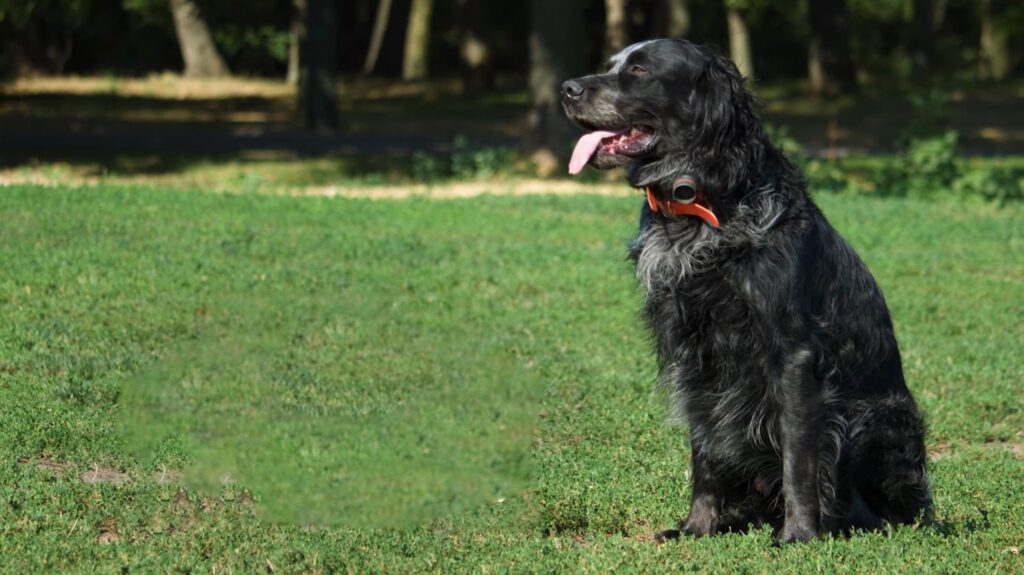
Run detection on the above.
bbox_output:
[451,135,518,180]
[121,0,289,74]
[799,130,1023,204]
[952,165,1023,204]
[213,25,290,64]
[412,150,448,182]
[903,130,961,195]
[121,0,168,26]
[904,89,950,143]
[412,136,520,183]
[764,122,804,157]
[803,158,864,195]
[0,0,90,27]
[866,131,1023,203]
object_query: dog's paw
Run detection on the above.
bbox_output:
[681,515,718,537]
[654,528,681,544]
[772,522,819,545]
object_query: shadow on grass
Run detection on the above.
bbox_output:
[0,90,523,182]
[2,77,1023,186]
[927,510,993,537]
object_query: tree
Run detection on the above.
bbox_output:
[807,0,857,96]
[604,0,627,60]
[0,0,89,75]
[657,0,691,39]
[297,0,339,131]
[910,0,932,81]
[362,0,393,76]
[979,0,1011,81]
[402,0,434,80]
[287,0,304,84]
[456,0,493,90]
[169,0,230,77]
[528,0,587,175]
[725,1,753,79]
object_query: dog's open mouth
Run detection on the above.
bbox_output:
[568,125,656,174]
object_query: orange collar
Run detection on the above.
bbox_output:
[644,184,720,228]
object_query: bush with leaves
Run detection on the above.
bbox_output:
[867,130,1021,203]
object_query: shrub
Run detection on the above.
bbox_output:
[903,130,960,198]
[952,166,1022,205]
[451,135,518,180]
[860,130,1022,203]
[412,135,519,183]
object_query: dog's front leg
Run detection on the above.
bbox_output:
[655,443,723,543]
[681,445,723,536]
[777,348,824,544]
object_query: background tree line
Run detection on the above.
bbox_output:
[1,0,1021,151]
[2,0,1020,83]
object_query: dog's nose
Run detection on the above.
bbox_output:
[561,80,585,100]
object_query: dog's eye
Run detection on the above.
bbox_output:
[628,65,649,77]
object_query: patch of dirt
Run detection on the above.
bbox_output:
[96,517,120,544]
[154,468,184,485]
[16,456,71,476]
[18,457,130,485]
[619,524,662,545]
[993,441,1024,459]
[928,441,952,461]
[927,440,1024,461]
[81,466,129,485]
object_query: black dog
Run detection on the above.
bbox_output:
[561,39,931,544]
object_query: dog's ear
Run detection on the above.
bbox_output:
[691,51,747,149]
[687,49,760,191]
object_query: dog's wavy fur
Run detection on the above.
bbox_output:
[562,40,931,543]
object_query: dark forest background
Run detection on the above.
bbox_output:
[1,0,1023,181]
[3,0,1022,83]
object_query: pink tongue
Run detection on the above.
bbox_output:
[568,130,623,175]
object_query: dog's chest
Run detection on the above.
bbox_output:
[633,226,785,456]
[632,222,713,296]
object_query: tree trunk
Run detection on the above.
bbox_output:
[807,0,857,96]
[169,0,230,78]
[604,0,627,61]
[911,0,932,82]
[402,0,434,81]
[457,0,493,90]
[9,20,74,76]
[298,0,340,131]
[286,0,303,84]
[528,0,587,176]
[658,0,691,39]
[979,0,1011,81]
[726,7,753,79]
[363,0,393,75]
[932,0,948,30]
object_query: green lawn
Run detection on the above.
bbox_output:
[1,184,1022,573]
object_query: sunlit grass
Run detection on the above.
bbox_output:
[0,184,1021,572]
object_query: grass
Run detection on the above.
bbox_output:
[1,183,1023,573]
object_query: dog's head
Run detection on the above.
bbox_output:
[562,39,762,193]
